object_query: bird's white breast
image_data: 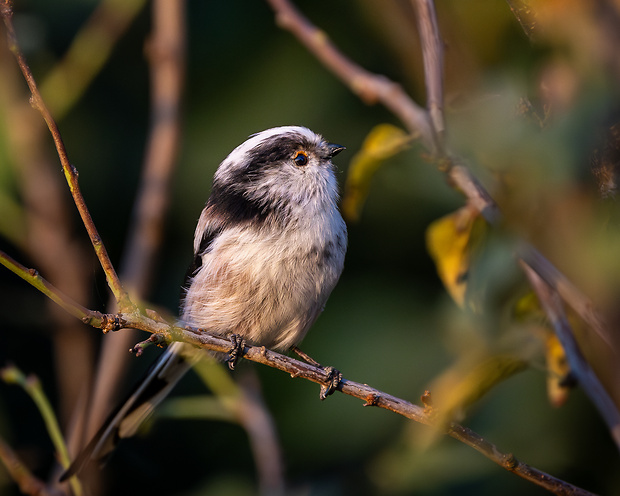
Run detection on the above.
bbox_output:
[182,204,346,351]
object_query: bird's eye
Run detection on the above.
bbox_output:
[293,150,309,166]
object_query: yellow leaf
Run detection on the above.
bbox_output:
[513,294,573,406]
[342,124,411,222]
[428,352,528,429]
[544,331,573,407]
[426,206,483,308]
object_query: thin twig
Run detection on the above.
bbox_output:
[522,262,620,450]
[0,9,99,470]
[235,371,285,496]
[98,321,598,496]
[264,0,437,155]
[120,0,186,298]
[0,0,133,312]
[266,0,611,339]
[1,366,83,496]
[0,249,106,328]
[518,245,612,349]
[190,361,286,495]
[0,1,607,493]
[411,0,444,143]
[0,250,597,496]
[505,0,539,41]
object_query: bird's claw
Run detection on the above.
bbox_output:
[319,366,342,400]
[226,334,246,370]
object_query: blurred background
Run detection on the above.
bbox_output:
[0,0,619,495]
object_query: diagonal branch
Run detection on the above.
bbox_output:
[0,247,598,496]
[264,0,437,155]
[518,245,612,349]
[522,261,620,449]
[1,365,83,496]
[265,0,610,339]
[0,0,608,493]
[0,0,133,312]
[505,0,539,41]
[0,249,106,329]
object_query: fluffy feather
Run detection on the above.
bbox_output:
[61,126,347,479]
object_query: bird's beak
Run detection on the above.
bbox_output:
[327,143,346,158]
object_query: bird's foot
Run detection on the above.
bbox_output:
[319,366,343,400]
[291,346,342,400]
[226,334,246,370]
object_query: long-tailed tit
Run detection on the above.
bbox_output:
[62,126,347,479]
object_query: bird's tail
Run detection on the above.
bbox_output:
[60,341,196,481]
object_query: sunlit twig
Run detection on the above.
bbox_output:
[0,246,597,496]
[1,366,83,496]
[0,0,133,312]
[265,0,437,155]
[0,249,106,328]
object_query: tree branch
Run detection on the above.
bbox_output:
[411,0,444,143]
[0,1,608,493]
[0,0,133,312]
[522,261,620,449]
[0,249,106,329]
[504,0,539,41]
[264,0,437,155]
[0,247,597,496]
[189,362,286,495]
[1,365,83,496]
[0,5,100,468]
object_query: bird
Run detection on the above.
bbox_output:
[61,126,348,480]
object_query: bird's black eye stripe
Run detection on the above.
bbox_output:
[293,150,309,166]
[243,134,311,176]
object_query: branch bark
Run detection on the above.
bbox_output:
[0,248,598,496]
[411,0,444,142]
[0,27,96,443]
[522,261,620,449]
[265,0,437,155]
[0,0,133,312]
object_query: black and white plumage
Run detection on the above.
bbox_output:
[62,126,347,479]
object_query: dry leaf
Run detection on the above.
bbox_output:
[426,205,483,308]
[342,124,411,222]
